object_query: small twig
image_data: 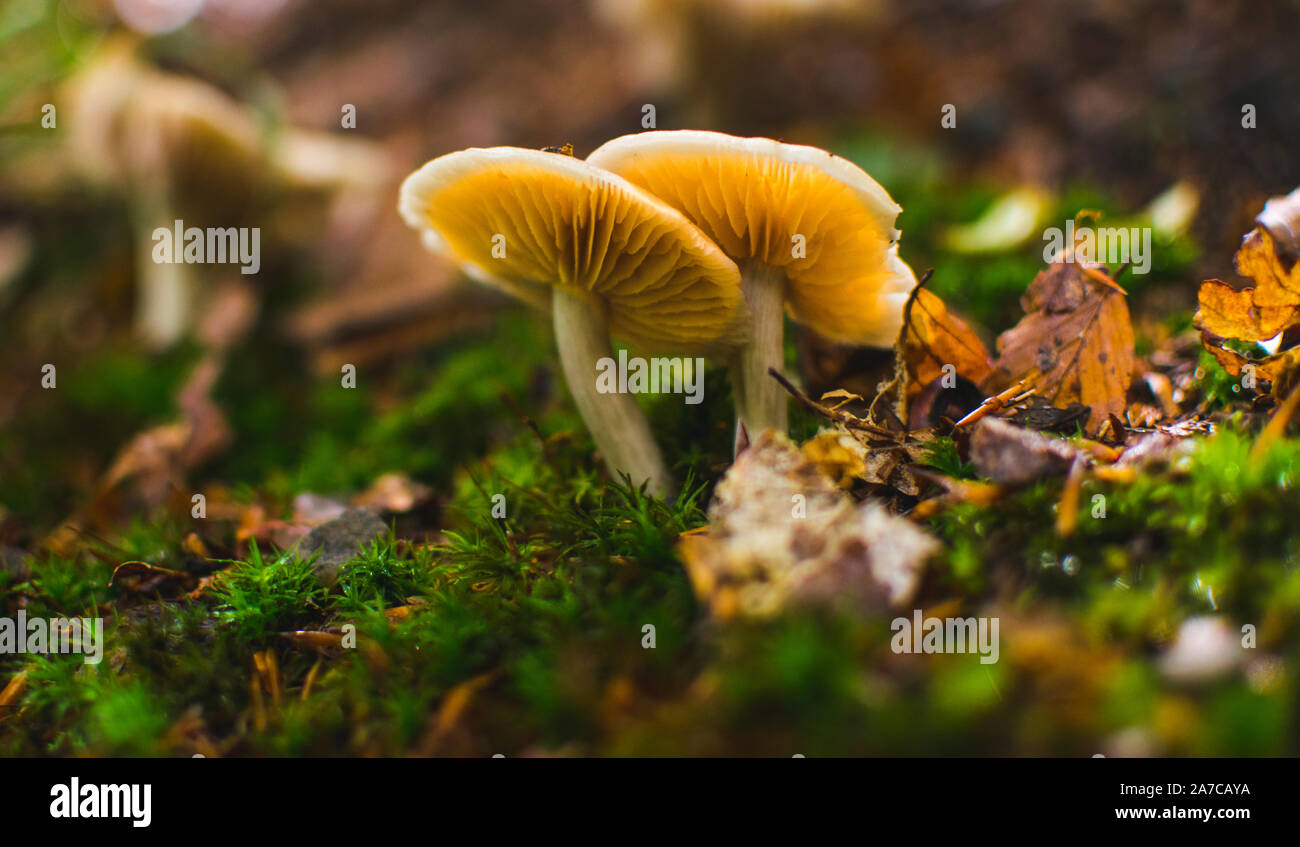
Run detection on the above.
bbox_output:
[768,367,900,439]
[868,268,935,428]
[952,379,1035,429]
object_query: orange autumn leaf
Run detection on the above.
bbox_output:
[985,260,1135,435]
[1196,278,1294,341]
[1235,228,1300,312]
[903,288,993,396]
[1202,341,1300,386]
[1195,189,1300,395]
[1196,229,1300,342]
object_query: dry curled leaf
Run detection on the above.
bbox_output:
[1196,227,1300,341]
[903,287,994,399]
[801,431,867,488]
[987,259,1135,434]
[1201,342,1300,390]
[1196,276,1293,341]
[968,417,1084,485]
[1237,226,1300,312]
[802,430,927,497]
[680,432,938,619]
[1196,198,1300,395]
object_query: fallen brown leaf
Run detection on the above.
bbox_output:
[903,287,994,400]
[968,417,1084,485]
[432,671,497,738]
[300,659,323,702]
[987,259,1135,434]
[1196,277,1293,341]
[1201,342,1300,392]
[802,430,928,497]
[1195,190,1300,396]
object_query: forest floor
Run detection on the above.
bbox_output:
[4,124,1298,755]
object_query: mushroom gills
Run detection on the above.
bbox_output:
[552,287,674,498]
[729,264,789,441]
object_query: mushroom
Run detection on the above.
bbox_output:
[587,130,917,437]
[398,147,745,497]
[61,36,391,349]
[62,38,263,349]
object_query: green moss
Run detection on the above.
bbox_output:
[921,435,976,479]
[210,542,329,643]
[334,538,437,615]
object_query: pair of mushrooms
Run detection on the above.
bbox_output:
[398,131,916,497]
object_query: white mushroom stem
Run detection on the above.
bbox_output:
[729,264,788,440]
[131,173,191,350]
[552,288,674,498]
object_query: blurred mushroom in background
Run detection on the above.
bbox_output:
[59,35,392,348]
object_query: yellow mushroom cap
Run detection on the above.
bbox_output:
[398,147,744,354]
[587,130,917,346]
